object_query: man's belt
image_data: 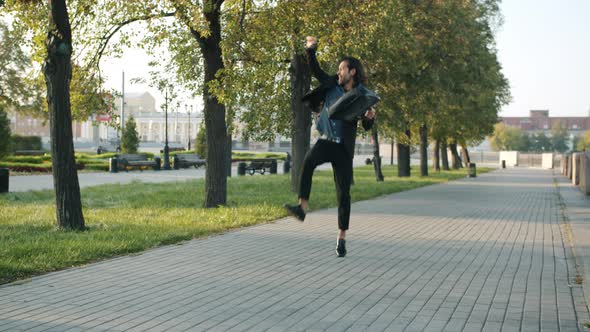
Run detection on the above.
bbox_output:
[319,136,342,144]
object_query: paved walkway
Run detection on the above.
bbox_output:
[1,168,590,331]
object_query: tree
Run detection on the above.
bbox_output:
[46,0,85,229]
[363,1,508,177]
[5,0,86,230]
[4,0,87,228]
[531,132,552,152]
[0,109,10,158]
[551,124,569,153]
[371,122,384,181]
[3,3,109,121]
[86,0,231,207]
[576,130,590,151]
[121,116,139,153]
[0,20,32,110]
[520,132,532,152]
[490,123,524,151]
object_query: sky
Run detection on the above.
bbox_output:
[101,47,202,114]
[495,0,590,117]
[99,0,590,117]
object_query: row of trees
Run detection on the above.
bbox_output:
[1,0,509,229]
[489,123,571,152]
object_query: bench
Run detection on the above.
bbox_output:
[97,145,120,154]
[173,154,206,169]
[238,158,277,175]
[117,154,160,171]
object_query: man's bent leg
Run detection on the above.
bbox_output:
[299,140,330,201]
[284,140,331,221]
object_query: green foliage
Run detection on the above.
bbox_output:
[120,116,139,154]
[2,155,44,163]
[0,20,34,110]
[195,121,207,157]
[551,124,569,153]
[489,123,524,151]
[78,152,118,159]
[81,162,109,171]
[11,135,42,151]
[520,132,532,152]
[0,165,490,284]
[2,3,109,120]
[530,132,552,152]
[0,108,11,159]
[0,153,111,173]
[232,151,287,161]
[577,130,590,151]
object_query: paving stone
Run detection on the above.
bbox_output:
[0,168,588,331]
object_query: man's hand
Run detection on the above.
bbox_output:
[364,107,376,120]
[305,36,317,49]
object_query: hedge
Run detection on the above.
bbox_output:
[11,135,42,151]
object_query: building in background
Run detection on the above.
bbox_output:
[500,110,590,136]
[8,91,204,151]
[8,112,49,139]
[111,92,202,148]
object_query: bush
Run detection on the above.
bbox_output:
[83,162,109,171]
[121,116,139,154]
[82,152,118,160]
[2,156,45,164]
[11,135,42,151]
[170,150,194,156]
[231,151,287,161]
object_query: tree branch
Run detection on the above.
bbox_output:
[87,11,176,71]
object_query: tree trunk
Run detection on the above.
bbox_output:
[433,139,440,172]
[419,124,428,176]
[397,130,411,177]
[461,144,471,166]
[194,1,227,207]
[390,138,394,166]
[449,143,461,169]
[44,0,84,230]
[289,52,312,192]
[226,132,232,177]
[372,122,384,182]
[441,139,450,170]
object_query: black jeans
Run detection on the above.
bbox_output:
[299,139,353,230]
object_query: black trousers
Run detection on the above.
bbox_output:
[299,139,353,230]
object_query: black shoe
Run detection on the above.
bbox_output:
[336,239,347,257]
[284,204,306,221]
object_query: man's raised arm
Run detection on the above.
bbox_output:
[305,36,333,85]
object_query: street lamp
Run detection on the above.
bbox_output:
[162,88,171,170]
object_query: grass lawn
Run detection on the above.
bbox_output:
[0,165,491,285]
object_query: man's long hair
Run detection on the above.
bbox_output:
[339,56,367,86]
